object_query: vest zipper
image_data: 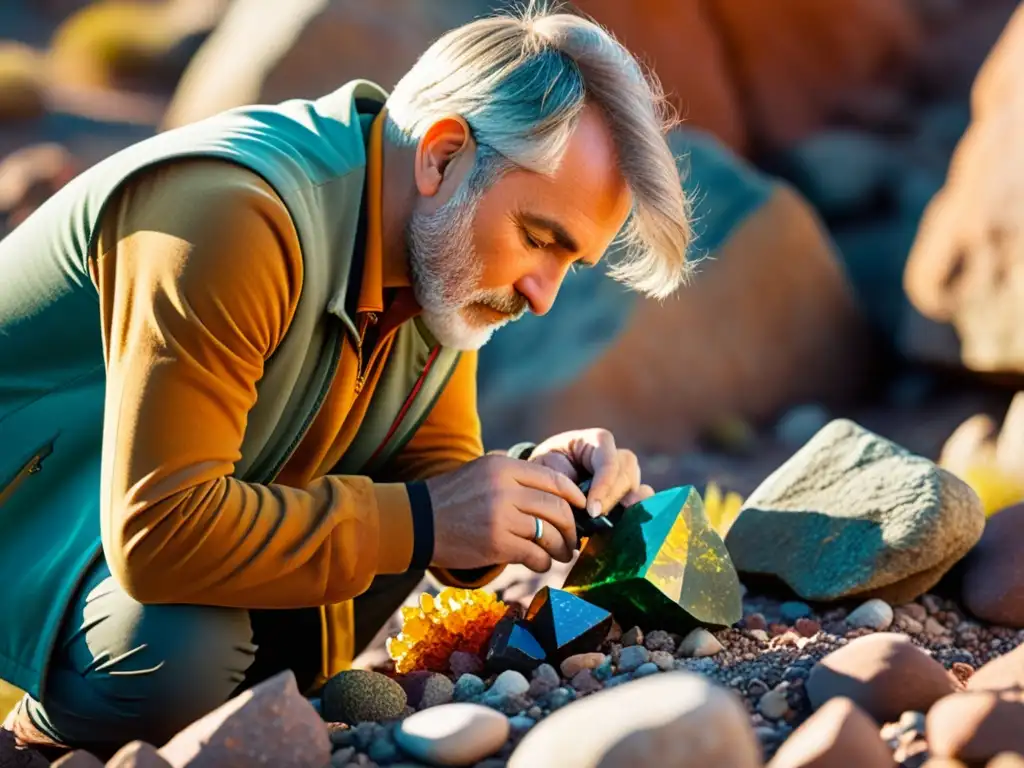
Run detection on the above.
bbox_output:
[0,440,55,509]
[354,312,378,394]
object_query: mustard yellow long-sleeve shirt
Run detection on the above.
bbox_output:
[89,117,497,676]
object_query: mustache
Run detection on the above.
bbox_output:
[479,291,529,319]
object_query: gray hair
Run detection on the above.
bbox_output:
[384,1,692,299]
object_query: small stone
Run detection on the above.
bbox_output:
[604,673,631,689]
[394,703,509,767]
[750,629,770,642]
[331,747,355,767]
[767,697,895,768]
[605,621,623,644]
[633,662,660,679]
[159,671,330,767]
[48,752,103,767]
[651,650,675,671]
[781,602,813,621]
[322,670,407,724]
[921,595,943,615]
[508,715,535,735]
[617,644,650,673]
[526,706,542,720]
[453,674,486,702]
[559,653,606,679]
[746,613,768,631]
[678,628,724,658]
[352,722,381,751]
[330,727,355,748]
[748,679,771,698]
[795,618,821,637]
[846,599,894,631]
[900,710,927,734]
[527,663,560,699]
[571,668,603,694]
[449,651,484,678]
[758,689,791,720]
[622,626,644,647]
[593,657,614,681]
[899,604,928,623]
[487,670,529,698]
[508,671,761,767]
[367,735,401,765]
[927,692,1024,763]
[897,614,925,634]
[806,633,958,722]
[399,672,454,710]
[643,630,675,653]
[544,687,574,711]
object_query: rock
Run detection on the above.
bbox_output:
[527,664,561,699]
[571,668,603,694]
[524,588,612,663]
[321,670,407,724]
[563,486,742,635]
[452,674,485,703]
[330,746,354,766]
[621,626,643,647]
[448,651,484,678]
[968,643,1024,693]
[507,715,535,736]
[746,613,768,631]
[633,662,660,679]
[651,651,675,671]
[924,617,950,639]
[560,653,607,679]
[0,43,47,122]
[794,618,821,637]
[487,670,529,699]
[773,130,900,218]
[479,130,872,457]
[806,633,959,722]
[508,671,761,768]
[767,697,895,767]
[543,687,574,711]
[49,753,104,767]
[961,503,1024,627]
[398,672,454,710]
[927,692,1024,763]
[367,734,401,766]
[617,645,651,673]
[726,419,985,604]
[758,689,791,720]
[158,671,330,768]
[106,742,171,767]
[846,599,895,630]
[678,628,725,658]
[776,404,832,448]
[989,755,1024,768]
[394,703,510,767]
[902,3,1024,379]
[781,602,813,621]
[643,629,675,653]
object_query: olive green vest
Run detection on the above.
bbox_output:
[0,79,460,697]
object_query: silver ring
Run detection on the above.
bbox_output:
[533,516,544,541]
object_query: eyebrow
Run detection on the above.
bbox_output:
[519,213,580,254]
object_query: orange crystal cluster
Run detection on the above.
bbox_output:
[386,588,508,674]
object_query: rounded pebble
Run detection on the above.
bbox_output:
[508,715,535,735]
[488,670,529,697]
[781,602,813,621]
[448,650,484,678]
[453,674,485,702]
[633,662,660,679]
[617,644,650,672]
[322,670,407,724]
[757,688,791,719]
[678,628,724,658]
[560,653,606,679]
[394,703,510,767]
[571,668,603,694]
[846,599,894,630]
[621,626,644,647]
[651,650,675,671]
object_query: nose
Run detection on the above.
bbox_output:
[515,262,570,317]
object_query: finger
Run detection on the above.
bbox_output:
[621,483,656,508]
[602,449,642,512]
[512,487,578,551]
[505,535,554,574]
[510,511,574,563]
[585,430,619,517]
[531,451,579,483]
[512,460,587,508]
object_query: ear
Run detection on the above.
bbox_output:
[414,115,475,198]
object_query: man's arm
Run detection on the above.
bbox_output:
[94,158,418,608]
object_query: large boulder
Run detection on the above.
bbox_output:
[725,419,985,604]
[478,129,873,453]
[902,3,1024,379]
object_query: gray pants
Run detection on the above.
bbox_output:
[21,555,423,753]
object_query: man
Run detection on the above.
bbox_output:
[0,4,691,754]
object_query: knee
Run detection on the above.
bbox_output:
[43,577,255,744]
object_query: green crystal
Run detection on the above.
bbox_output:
[561,485,742,635]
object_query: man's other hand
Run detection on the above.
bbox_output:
[528,428,655,519]
[425,455,586,574]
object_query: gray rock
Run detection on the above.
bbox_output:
[508,672,760,768]
[106,742,172,767]
[486,670,529,698]
[725,419,984,604]
[527,663,560,698]
[846,599,894,630]
[617,645,651,673]
[159,671,330,768]
[651,650,675,671]
[321,670,407,724]
[677,628,724,658]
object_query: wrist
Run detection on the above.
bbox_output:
[405,481,435,570]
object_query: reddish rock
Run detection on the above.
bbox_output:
[967,642,1024,693]
[158,671,330,768]
[961,504,1024,627]
[903,3,1024,379]
[806,633,959,723]
[767,697,894,768]
[49,752,104,767]
[927,692,1024,764]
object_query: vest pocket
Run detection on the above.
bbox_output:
[0,438,56,510]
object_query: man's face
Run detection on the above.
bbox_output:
[406,104,633,350]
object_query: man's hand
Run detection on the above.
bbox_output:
[425,454,587,574]
[528,428,655,519]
